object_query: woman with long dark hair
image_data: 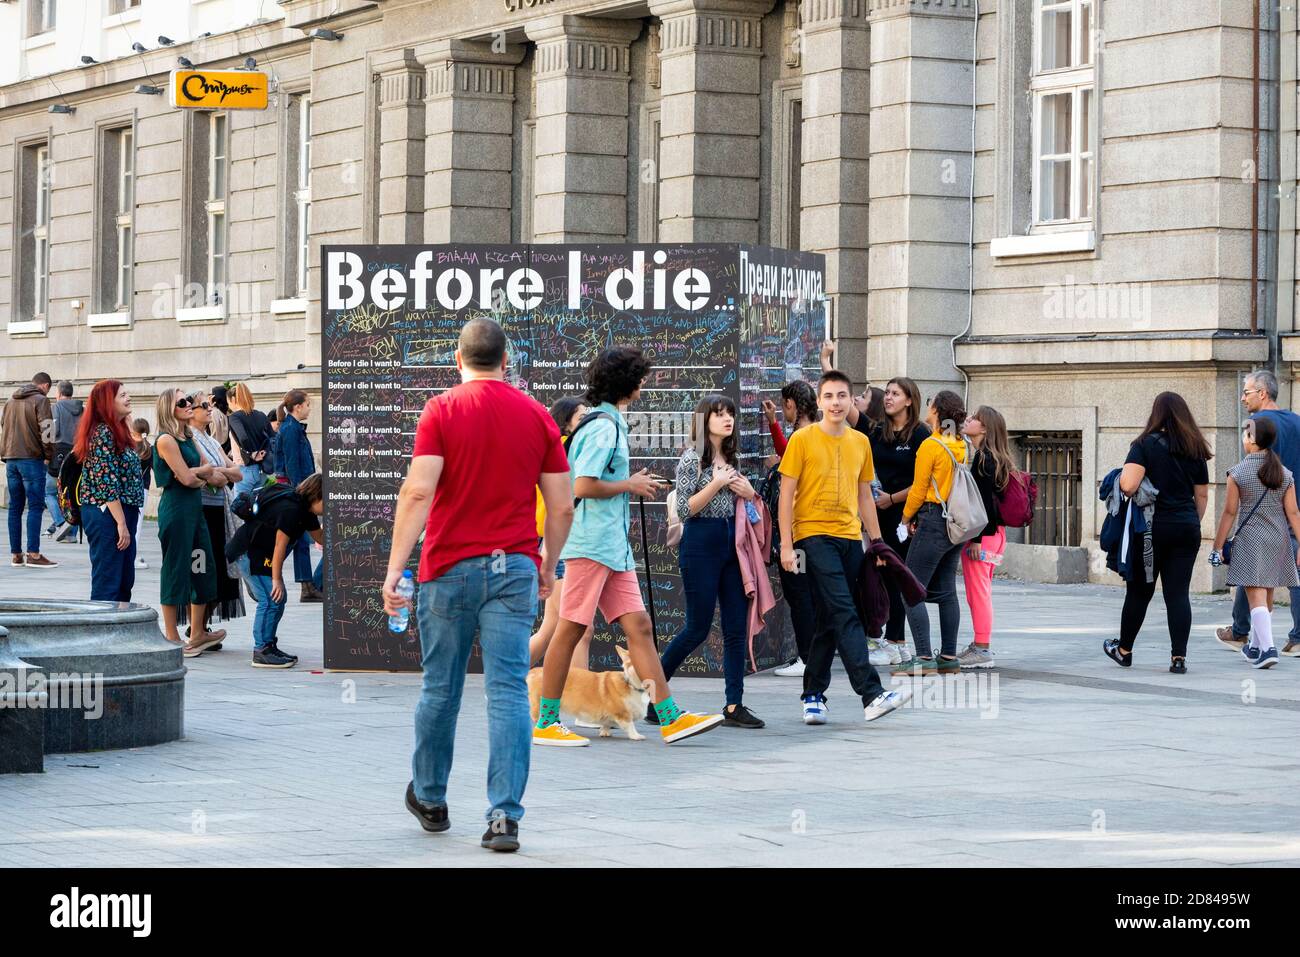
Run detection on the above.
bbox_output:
[1210,415,1300,671]
[958,405,1014,668]
[1105,391,1211,673]
[895,390,969,676]
[74,380,146,602]
[763,380,818,676]
[655,393,764,728]
[865,376,930,666]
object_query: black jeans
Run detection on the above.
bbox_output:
[1120,521,1200,658]
[779,564,815,662]
[904,503,963,658]
[797,535,886,705]
[659,517,748,706]
[878,502,911,644]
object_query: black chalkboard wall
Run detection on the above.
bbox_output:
[323,244,826,673]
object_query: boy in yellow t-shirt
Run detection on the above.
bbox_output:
[778,370,913,726]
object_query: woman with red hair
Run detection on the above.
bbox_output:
[73,380,146,602]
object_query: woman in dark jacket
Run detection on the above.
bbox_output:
[276,389,322,601]
[1106,392,1212,674]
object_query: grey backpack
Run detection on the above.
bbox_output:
[928,437,989,545]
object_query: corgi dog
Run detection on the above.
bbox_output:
[527,646,653,740]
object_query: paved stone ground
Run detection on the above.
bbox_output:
[2,522,1298,867]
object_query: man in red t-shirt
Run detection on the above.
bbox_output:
[382,318,573,854]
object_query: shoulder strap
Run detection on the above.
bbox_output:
[569,411,621,508]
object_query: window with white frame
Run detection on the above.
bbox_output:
[1031,0,1095,227]
[285,94,312,296]
[34,146,52,318]
[28,0,57,37]
[207,112,228,305]
[96,126,134,313]
[108,0,141,14]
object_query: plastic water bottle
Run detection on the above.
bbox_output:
[389,571,415,633]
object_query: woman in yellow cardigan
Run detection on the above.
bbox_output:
[894,390,969,676]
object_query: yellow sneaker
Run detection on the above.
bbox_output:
[532,723,590,747]
[660,711,724,744]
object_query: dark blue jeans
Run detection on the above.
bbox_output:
[797,534,886,705]
[903,503,963,658]
[778,564,815,662]
[6,458,47,555]
[293,533,313,583]
[83,503,139,602]
[660,516,748,706]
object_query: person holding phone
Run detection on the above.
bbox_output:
[533,346,723,747]
[655,394,763,729]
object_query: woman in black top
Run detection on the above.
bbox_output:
[1106,392,1212,674]
[227,382,276,499]
[866,377,930,662]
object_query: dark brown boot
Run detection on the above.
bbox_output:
[300,582,325,603]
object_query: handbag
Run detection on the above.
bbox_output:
[1223,489,1267,566]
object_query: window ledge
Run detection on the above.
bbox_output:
[88,311,133,329]
[990,230,1096,259]
[25,31,57,51]
[271,297,308,317]
[177,304,227,323]
[6,318,47,336]
[102,9,143,29]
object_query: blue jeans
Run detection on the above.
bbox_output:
[659,517,748,706]
[412,553,537,823]
[44,474,64,528]
[293,533,313,583]
[238,555,287,650]
[798,534,887,705]
[1231,533,1300,642]
[6,458,46,555]
[83,503,139,602]
[234,464,265,498]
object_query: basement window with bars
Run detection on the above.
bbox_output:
[1012,431,1082,547]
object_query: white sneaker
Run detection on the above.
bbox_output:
[573,719,600,730]
[864,686,913,722]
[53,522,78,543]
[893,643,914,664]
[867,640,891,667]
[774,657,806,677]
[801,694,828,725]
[134,558,149,570]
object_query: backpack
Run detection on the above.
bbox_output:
[927,437,988,545]
[231,483,296,523]
[56,451,84,527]
[996,470,1038,528]
[566,411,621,508]
[759,462,783,565]
[665,490,683,547]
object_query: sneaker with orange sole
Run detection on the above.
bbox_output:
[532,723,590,747]
[660,711,724,744]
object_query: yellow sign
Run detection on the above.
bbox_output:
[169,70,269,110]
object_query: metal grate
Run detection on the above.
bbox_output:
[1013,431,1083,547]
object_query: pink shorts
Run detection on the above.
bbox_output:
[559,558,646,626]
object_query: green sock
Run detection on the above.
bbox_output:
[654,696,683,725]
[536,697,561,729]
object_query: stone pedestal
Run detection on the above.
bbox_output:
[0,625,44,774]
[0,601,184,755]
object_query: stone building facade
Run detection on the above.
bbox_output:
[0,0,1290,586]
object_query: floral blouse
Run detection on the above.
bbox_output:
[81,423,146,508]
[674,446,738,521]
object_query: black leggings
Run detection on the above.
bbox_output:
[1119,521,1200,658]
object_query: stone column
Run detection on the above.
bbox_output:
[417,39,525,243]
[373,48,426,244]
[649,0,774,243]
[524,16,641,243]
[800,0,871,380]
[866,0,976,397]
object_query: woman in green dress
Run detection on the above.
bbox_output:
[153,387,219,648]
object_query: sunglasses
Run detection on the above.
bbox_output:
[174,397,192,410]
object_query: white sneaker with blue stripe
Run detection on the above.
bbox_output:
[863,686,913,722]
[801,694,828,725]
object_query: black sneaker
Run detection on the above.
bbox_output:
[722,703,765,729]
[1103,638,1132,668]
[405,781,450,833]
[481,816,519,852]
[252,646,295,669]
[644,703,660,725]
[269,641,298,662]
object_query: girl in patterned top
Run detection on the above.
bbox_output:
[1211,415,1300,671]
[72,380,146,603]
[655,394,764,729]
